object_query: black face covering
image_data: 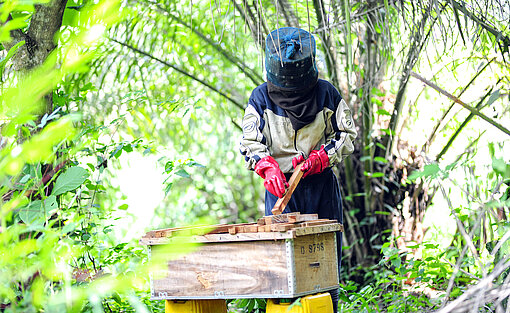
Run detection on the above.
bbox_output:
[267,79,320,131]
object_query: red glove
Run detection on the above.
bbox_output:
[292,154,305,169]
[255,156,289,198]
[292,147,330,178]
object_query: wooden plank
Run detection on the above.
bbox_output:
[264,216,274,225]
[270,223,297,232]
[140,231,296,245]
[144,223,256,238]
[196,232,295,242]
[293,232,339,294]
[205,223,254,235]
[292,223,344,237]
[257,225,272,232]
[269,212,300,224]
[298,219,337,227]
[287,214,299,223]
[207,224,241,234]
[143,216,327,239]
[233,224,259,233]
[263,213,319,225]
[293,214,319,223]
[228,225,245,235]
[243,224,259,233]
[271,163,304,215]
[144,225,202,238]
[140,223,345,245]
[151,240,290,298]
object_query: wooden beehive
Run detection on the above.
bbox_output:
[140,213,343,300]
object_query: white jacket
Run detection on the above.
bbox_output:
[239,80,357,173]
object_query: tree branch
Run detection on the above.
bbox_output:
[411,71,510,137]
[381,1,439,155]
[233,0,262,47]
[450,0,510,55]
[435,87,493,161]
[110,38,245,112]
[273,0,299,28]
[313,0,339,89]
[312,0,398,34]
[136,0,263,86]
[422,58,494,153]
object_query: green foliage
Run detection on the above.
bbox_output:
[340,142,510,311]
[52,166,89,196]
[228,298,266,312]
[0,0,509,312]
[0,40,24,78]
[0,1,166,312]
[160,157,205,196]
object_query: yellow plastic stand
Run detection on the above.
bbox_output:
[266,293,334,313]
[165,299,227,313]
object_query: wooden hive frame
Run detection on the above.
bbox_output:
[140,213,344,300]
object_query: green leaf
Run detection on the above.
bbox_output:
[0,17,29,41]
[492,158,510,179]
[110,143,124,158]
[486,89,500,107]
[164,182,173,196]
[376,143,386,150]
[381,128,395,136]
[118,204,129,210]
[376,109,391,116]
[19,174,31,184]
[489,142,495,158]
[408,164,440,181]
[52,166,89,196]
[450,0,466,45]
[391,257,401,268]
[372,87,385,97]
[112,292,123,305]
[374,156,388,163]
[19,195,57,225]
[61,222,77,234]
[123,144,133,153]
[62,6,80,27]
[164,161,175,173]
[445,161,458,172]
[143,147,153,155]
[372,98,383,106]
[0,41,25,76]
[175,169,190,178]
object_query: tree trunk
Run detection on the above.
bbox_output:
[2,0,68,116]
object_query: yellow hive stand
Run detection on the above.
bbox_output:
[165,293,333,313]
[165,299,227,313]
[267,293,334,313]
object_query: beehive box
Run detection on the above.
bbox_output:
[140,213,343,300]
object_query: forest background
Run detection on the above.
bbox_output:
[0,0,509,312]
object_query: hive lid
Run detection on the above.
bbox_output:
[139,212,343,245]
